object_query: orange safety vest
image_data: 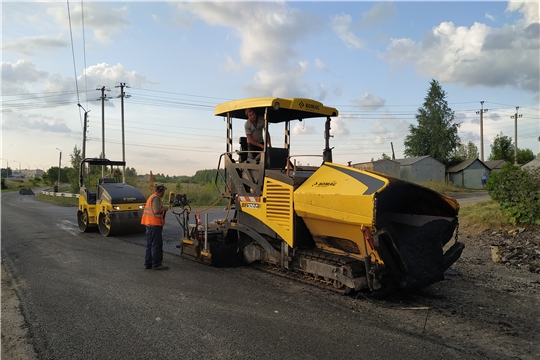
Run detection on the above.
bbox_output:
[141,193,164,226]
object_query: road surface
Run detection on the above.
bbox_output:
[0,190,514,360]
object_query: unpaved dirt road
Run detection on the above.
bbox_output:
[2,190,539,359]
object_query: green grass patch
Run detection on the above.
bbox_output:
[36,193,78,206]
[459,200,512,229]
[418,181,465,193]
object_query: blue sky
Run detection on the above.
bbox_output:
[2,1,539,176]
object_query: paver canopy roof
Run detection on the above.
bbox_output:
[214,97,338,123]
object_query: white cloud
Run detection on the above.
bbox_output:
[2,112,74,135]
[331,14,365,49]
[459,131,480,143]
[47,3,131,43]
[380,2,539,94]
[360,3,396,28]
[291,121,317,135]
[2,59,48,94]
[489,113,501,121]
[370,117,410,146]
[331,3,395,49]
[223,55,242,72]
[314,58,329,72]
[2,61,156,111]
[354,93,386,110]
[243,61,327,100]
[173,2,320,97]
[82,63,158,89]
[331,117,350,136]
[3,35,68,56]
[485,13,496,22]
[506,1,540,26]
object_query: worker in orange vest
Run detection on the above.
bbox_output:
[141,184,169,270]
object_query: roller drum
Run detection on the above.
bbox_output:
[98,211,145,237]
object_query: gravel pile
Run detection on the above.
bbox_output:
[480,228,540,273]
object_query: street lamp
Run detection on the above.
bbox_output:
[14,161,21,173]
[55,148,62,191]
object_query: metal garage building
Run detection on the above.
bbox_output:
[395,156,445,183]
[484,160,507,173]
[522,158,540,170]
[351,159,400,178]
[447,158,490,189]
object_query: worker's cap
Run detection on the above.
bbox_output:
[155,184,167,192]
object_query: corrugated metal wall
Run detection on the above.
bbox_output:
[400,158,445,183]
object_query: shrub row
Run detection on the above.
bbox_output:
[486,163,540,225]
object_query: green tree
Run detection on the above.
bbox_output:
[192,169,218,185]
[125,167,137,178]
[488,133,514,163]
[68,145,82,193]
[379,153,391,160]
[449,141,479,165]
[403,79,460,165]
[1,167,13,178]
[43,167,69,186]
[517,148,535,165]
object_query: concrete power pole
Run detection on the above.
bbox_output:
[115,82,131,183]
[511,107,522,164]
[476,101,488,161]
[96,86,110,177]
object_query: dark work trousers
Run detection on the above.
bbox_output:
[248,143,263,159]
[144,226,164,268]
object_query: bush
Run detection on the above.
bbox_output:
[1,178,7,190]
[486,163,540,225]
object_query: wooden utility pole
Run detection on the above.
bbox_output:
[511,107,522,164]
[476,101,488,161]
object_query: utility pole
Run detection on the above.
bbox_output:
[476,101,488,161]
[115,82,131,183]
[78,104,90,159]
[510,107,522,164]
[55,148,62,191]
[96,86,110,177]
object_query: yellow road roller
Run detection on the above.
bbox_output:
[77,158,146,237]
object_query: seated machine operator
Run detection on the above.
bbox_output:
[244,108,271,159]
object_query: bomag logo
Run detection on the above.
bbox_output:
[298,101,320,111]
[312,181,337,187]
[123,197,137,201]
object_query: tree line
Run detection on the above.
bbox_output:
[402,79,535,167]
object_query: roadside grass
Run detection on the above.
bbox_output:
[459,200,512,229]
[2,179,33,192]
[419,181,466,193]
[36,193,78,206]
[32,181,225,208]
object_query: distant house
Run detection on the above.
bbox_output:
[351,159,400,178]
[394,156,445,183]
[484,160,507,173]
[447,158,490,189]
[521,158,540,170]
[10,172,25,178]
